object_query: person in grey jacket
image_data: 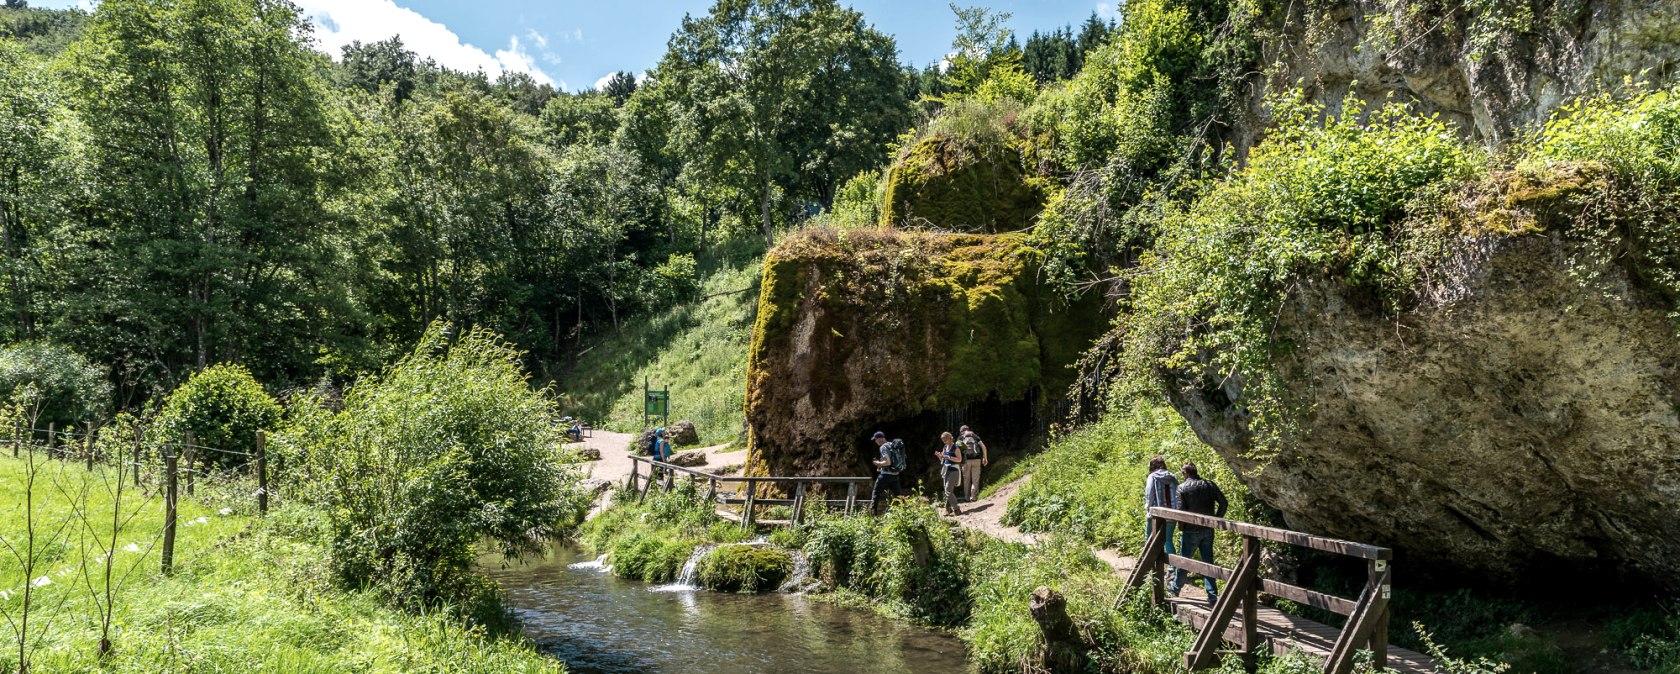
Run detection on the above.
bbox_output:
[1143,456,1179,575]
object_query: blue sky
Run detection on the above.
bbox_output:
[35,0,1118,91]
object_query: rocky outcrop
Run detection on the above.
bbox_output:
[1170,228,1680,585]
[1252,0,1680,147]
[880,133,1047,232]
[745,229,1103,479]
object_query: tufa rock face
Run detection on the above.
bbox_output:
[745,229,1103,478]
[880,134,1047,232]
[1170,233,1680,586]
[1253,0,1680,147]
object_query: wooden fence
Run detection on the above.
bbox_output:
[626,455,874,528]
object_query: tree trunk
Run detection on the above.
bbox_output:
[1029,587,1094,672]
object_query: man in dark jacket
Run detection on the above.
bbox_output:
[1170,462,1228,603]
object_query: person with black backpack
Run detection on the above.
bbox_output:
[869,431,905,516]
[957,425,988,502]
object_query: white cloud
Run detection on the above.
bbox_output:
[1096,2,1121,20]
[593,73,616,90]
[296,0,555,87]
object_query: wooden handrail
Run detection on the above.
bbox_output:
[1149,507,1391,560]
[627,456,873,484]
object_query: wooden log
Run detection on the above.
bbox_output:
[1030,587,1094,671]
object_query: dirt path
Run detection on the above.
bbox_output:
[949,472,1135,574]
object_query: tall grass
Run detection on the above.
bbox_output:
[556,255,761,447]
[0,456,564,672]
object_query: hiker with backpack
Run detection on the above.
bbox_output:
[957,425,988,501]
[936,431,964,516]
[648,428,672,478]
[870,431,906,516]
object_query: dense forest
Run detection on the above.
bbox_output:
[0,0,1115,409]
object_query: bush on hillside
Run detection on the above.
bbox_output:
[290,323,584,616]
[0,341,110,431]
[157,363,282,468]
[802,501,971,626]
[1124,94,1482,454]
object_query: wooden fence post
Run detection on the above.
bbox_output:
[844,482,857,516]
[256,430,268,515]
[46,422,56,460]
[84,421,94,471]
[131,424,143,487]
[183,431,195,497]
[162,448,178,575]
[704,476,717,505]
[742,479,758,529]
[1368,559,1389,670]
[11,419,19,458]
[1241,536,1260,672]
[791,481,807,525]
[627,459,639,491]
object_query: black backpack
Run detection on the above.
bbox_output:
[645,434,660,457]
[886,439,907,473]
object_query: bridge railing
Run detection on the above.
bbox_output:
[625,455,874,528]
[1120,507,1392,674]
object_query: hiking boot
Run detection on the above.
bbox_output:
[1205,593,1218,606]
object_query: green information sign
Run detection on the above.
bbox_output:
[645,390,669,416]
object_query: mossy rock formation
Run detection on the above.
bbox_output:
[1170,173,1680,587]
[880,133,1047,232]
[745,228,1102,479]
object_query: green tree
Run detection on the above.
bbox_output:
[0,340,110,430]
[156,362,282,469]
[601,70,638,105]
[0,40,60,340]
[294,323,582,614]
[59,0,350,389]
[657,0,908,245]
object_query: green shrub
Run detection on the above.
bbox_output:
[1124,94,1482,455]
[157,362,282,468]
[1002,397,1255,555]
[0,340,110,431]
[1607,605,1680,672]
[288,323,583,616]
[608,530,695,583]
[802,501,971,626]
[578,481,755,583]
[696,544,792,593]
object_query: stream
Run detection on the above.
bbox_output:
[482,543,970,674]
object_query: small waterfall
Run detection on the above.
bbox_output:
[778,550,817,594]
[651,545,716,592]
[568,554,610,573]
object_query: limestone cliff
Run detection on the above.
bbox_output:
[744,229,1102,480]
[1169,187,1680,585]
[1253,0,1680,146]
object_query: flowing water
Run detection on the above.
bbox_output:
[482,544,969,674]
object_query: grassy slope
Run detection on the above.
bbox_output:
[0,455,562,673]
[556,256,761,448]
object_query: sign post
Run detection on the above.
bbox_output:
[643,378,669,429]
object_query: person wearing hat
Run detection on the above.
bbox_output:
[869,431,903,516]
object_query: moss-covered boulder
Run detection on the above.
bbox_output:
[695,544,792,593]
[745,228,1104,479]
[880,133,1047,232]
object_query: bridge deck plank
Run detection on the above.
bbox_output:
[1166,597,1436,674]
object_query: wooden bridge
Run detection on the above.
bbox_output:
[1120,507,1438,674]
[626,456,873,527]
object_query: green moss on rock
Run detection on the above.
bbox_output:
[880,133,1048,232]
[695,544,793,593]
[745,227,1104,477]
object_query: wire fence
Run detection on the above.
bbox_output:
[1,416,288,671]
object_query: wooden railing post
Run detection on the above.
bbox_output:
[742,479,758,529]
[638,461,654,504]
[627,459,639,491]
[1240,535,1260,672]
[704,476,717,504]
[791,481,807,525]
[1368,559,1389,670]
[844,482,857,516]
[1325,562,1391,674]
[1117,516,1169,609]
[1185,534,1261,671]
[662,464,674,491]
